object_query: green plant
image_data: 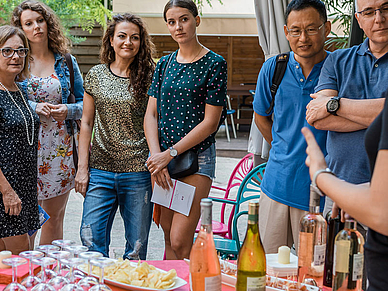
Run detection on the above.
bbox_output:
[0,0,111,43]
[194,0,223,13]
[323,0,354,48]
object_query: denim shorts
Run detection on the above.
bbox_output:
[195,143,216,180]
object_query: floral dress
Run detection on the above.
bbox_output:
[27,73,76,200]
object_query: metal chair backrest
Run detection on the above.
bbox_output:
[231,163,266,250]
[219,153,254,235]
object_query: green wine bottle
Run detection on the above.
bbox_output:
[236,200,266,291]
[333,220,364,291]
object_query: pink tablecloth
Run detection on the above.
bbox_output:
[0,258,333,291]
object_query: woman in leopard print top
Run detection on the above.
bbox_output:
[75,13,155,260]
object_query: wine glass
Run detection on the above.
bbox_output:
[19,251,44,289]
[60,258,85,291]
[78,252,103,290]
[47,251,71,290]
[63,246,88,258]
[2,257,28,291]
[52,240,76,251]
[89,258,116,291]
[35,245,60,281]
[31,257,56,291]
[63,246,88,280]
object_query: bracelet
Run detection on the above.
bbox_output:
[311,168,336,196]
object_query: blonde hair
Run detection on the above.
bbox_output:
[0,25,30,81]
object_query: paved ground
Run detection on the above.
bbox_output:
[50,156,243,260]
[34,130,255,259]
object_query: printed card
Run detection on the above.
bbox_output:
[151,179,196,216]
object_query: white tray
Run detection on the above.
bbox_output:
[79,260,187,291]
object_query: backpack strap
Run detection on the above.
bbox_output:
[265,52,290,115]
[64,53,75,104]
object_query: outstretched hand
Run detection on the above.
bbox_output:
[301,127,328,180]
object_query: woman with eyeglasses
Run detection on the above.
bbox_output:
[11,0,84,245]
[0,25,40,253]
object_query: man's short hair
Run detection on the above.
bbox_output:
[285,0,327,24]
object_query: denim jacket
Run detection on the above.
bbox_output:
[21,53,84,134]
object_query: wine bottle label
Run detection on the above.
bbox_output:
[313,244,326,266]
[246,276,266,291]
[298,232,313,266]
[352,253,364,281]
[204,275,221,291]
[334,240,350,274]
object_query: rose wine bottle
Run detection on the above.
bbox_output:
[236,200,266,291]
[323,211,344,287]
[298,185,327,286]
[189,198,221,291]
[333,220,364,291]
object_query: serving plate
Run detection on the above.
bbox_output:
[79,260,187,291]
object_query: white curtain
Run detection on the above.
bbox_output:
[248,0,291,159]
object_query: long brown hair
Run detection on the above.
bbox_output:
[11,0,69,55]
[100,13,156,102]
[0,25,30,81]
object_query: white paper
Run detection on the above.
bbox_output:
[151,179,196,216]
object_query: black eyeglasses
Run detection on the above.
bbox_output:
[0,47,29,58]
[286,23,325,37]
[357,4,388,18]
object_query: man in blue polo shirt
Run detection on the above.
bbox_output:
[253,0,330,253]
[306,0,388,215]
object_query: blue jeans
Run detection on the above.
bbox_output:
[80,168,152,260]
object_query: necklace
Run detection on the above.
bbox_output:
[0,81,34,146]
[189,45,204,63]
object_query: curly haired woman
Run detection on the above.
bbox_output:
[75,13,155,259]
[11,0,84,245]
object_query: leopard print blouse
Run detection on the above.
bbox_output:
[84,64,148,172]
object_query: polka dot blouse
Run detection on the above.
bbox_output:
[148,50,227,153]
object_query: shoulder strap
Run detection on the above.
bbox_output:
[158,53,174,116]
[265,52,290,115]
[64,53,75,104]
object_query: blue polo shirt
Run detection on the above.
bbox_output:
[253,51,328,211]
[315,38,388,184]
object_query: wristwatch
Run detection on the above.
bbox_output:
[169,146,178,158]
[312,168,336,196]
[326,96,341,115]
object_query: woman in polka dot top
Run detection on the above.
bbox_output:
[145,0,227,260]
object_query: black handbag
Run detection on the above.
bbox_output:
[159,54,199,179]
[167,150,199,179]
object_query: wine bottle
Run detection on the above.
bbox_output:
[236,200,266,291]
[333,220,364,291]
[298,185,327,286]
[189,198,221,291]
[323,211,345,287]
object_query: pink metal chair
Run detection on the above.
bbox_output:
[195,153,254,239]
